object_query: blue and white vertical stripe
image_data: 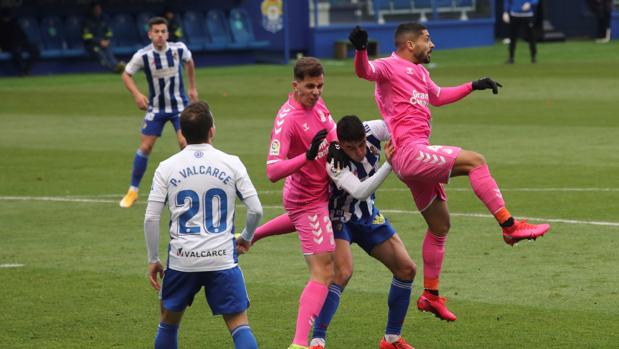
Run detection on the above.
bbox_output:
[128,42,191,114]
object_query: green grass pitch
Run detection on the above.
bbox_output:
[1,41,618,348]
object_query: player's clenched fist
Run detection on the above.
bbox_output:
[306,129,328,160]
[349,26,368,50]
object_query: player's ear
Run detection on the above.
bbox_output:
[208,126,215,141]
[292,80,298,91]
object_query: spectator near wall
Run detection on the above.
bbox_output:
[588,0,613,43]
[82,2,124,72]
[0,7,39,76]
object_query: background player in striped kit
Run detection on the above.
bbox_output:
[350,23,550,321]
[120,16,198,208]
[144,101,262,349]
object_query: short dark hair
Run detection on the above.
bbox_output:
[394,22,427,48]
[180,101,214,144]
[148,16,168,29]
[293,57,324,81]
[337,115,365,142]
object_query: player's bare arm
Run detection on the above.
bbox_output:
[121,71,148,110]
[184,59,198,103]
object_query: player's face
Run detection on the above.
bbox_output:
[292,74,324,108]
[412,30,434,64]
[148,24,169,49]
[340,138,366,163]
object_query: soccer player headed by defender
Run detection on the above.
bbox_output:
[144,101,262,349]
[266,57,339,349]
[120,16,198,208]
[349,23,550,321]
[255,115,418,349]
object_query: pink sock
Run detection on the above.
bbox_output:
[293,280,329,346]
[469,164,506,215]
[251,213,295,244]
[422,231,447,290]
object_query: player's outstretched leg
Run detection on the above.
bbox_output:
[120,149,148,208]
[468,163,550,245]
[454,150,550,245]
[251,213,295,245]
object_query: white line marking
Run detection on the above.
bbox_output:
[0,263,24,268]
[1,195,618,227]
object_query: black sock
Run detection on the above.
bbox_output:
[425,289,439,296]
[500,217,515,228]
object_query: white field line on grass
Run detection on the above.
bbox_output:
[1,194,619,227]
[0,263,24,268]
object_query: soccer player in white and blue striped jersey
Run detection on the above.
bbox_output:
[144,101,262,349]
[120,16,198,208]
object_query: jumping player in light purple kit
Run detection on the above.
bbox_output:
[349,23,550,321]
[266,57,338,349]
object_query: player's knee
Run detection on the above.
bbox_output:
[395,259,416,281]
[470,152,486,167]
[429,222,450,236]
[140,144,154,155]
[335,266,353,286]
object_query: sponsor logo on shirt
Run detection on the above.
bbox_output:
[269,139,281,156]
[406,67,414,75]
[409,89,429,107]
[318,110,327,122]
[176,248,227,258]
[303,123,310,131]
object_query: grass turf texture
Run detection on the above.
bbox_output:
[1,41,618,348]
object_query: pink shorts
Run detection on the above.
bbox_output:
[288,204,335,255]
[391,143,461,211]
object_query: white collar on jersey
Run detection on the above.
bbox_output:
[184,143,213,150]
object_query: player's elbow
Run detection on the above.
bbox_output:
[350,189,371,201]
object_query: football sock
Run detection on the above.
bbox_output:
[231,324,258,349]
[422,231,446,291]
[312,283,343,340]
[251,213,295,244]
[293,280,329,346]
[469,164,506,217]
[496,207,515,227]
[384,334,401,343]
[131,149,149,188]
[386,277,413,336]
[154,322,178,349]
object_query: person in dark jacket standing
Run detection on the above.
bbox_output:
[502,0,539,64]
[0,7,39,75]
[82,2,123,72]
[588,0,613,43]
[161,6,183,42]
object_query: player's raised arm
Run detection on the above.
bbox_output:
[351,26,387,81]
[266,128,326,183]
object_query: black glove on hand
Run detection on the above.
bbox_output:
[306,129,328,160]
[349,26,368,50]
[472,77,503,94]
[327,141,350,170]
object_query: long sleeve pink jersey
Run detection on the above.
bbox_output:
[354,50,472,147]
[266,93,338,210]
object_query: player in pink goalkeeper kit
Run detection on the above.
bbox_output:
[350,23,550,322]
[266,57,338,349]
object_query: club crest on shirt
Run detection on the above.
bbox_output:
[269,139,280,156]
[194,151,204,158]
[318,110,327,122]
[303,123,310,131]
[406,67,414,75]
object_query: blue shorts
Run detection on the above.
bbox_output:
[160,266,250,315]
[141,111,181,137]
[332,209,396,255]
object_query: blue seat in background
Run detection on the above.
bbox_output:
[63,15,86,57]
[205,10,235,50]
[182,11,208,50]
[40,16,65,50]
[110,13,140,54]
[18,17,42,50]
[136,12,154,45]
[228,8,269,49]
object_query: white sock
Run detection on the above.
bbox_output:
[310,338,326,347]
[384,334,401,343]
[129,186,139,192]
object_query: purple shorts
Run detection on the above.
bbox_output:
[391,143,461,211]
